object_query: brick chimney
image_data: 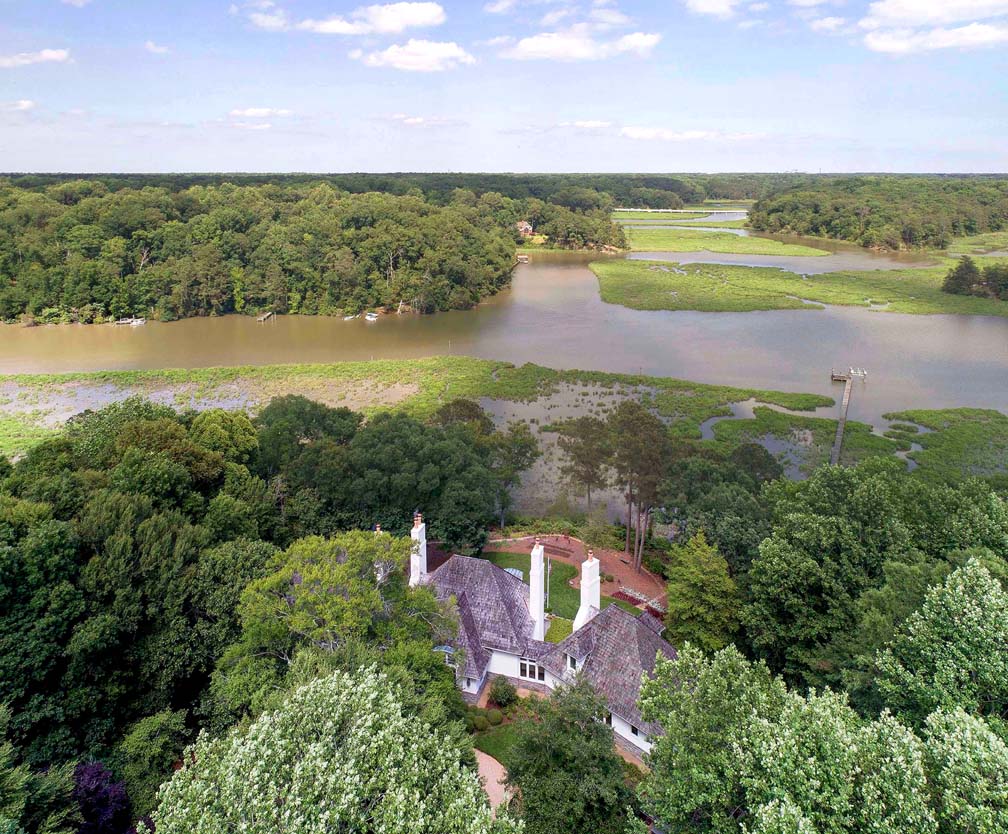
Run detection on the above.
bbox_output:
[529,537,546,641]
[409,512,427,587]
[573,550,600,631]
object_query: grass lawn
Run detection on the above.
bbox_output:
[545,617,573,642]
[473,722,522,762]
[481,551,643,619]
[666,218,749,229]
[590,259,1008,317]
[625,226,828,257]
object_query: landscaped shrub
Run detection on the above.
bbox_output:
[487,709,503,726]
[473,715,490,732]
[489,677,518,708]
[465,715,476,733]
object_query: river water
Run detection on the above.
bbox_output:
[1,241,1006,426]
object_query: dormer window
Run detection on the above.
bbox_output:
[567,654,577,671]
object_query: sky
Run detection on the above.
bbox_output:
[0,0,1006,173]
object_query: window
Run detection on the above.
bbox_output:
[604,713,612,726]
[567,654,577,671]
[519,658,545,682]
[465,678,471,688]
[630,725,639,736]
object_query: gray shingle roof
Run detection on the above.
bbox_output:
[426,555,534,665]
[540,606,676,734]
[427,556,675,734]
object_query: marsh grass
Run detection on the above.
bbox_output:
[590,259,1008,316]
[625,226,827,256]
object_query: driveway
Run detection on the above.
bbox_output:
[475,750,509,813]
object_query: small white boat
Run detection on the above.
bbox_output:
[343,314,358,321]
[129,317,146,326]
[364,312,379,322]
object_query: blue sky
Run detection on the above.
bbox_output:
[0,0,1006,172]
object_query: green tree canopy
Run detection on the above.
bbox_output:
[504,679,634,834]
[142,669,516,834]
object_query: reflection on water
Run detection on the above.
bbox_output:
[1,252,1006,426]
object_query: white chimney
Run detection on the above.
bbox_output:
[409,512,427,587]
[529,537,546,641]
[573,550,601,631]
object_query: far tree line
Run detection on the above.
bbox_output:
[0,181,625,324]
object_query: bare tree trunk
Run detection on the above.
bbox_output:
[634,508,650,572]
[633,506,641,568]
[625,492,633,554]
[586,484,592,511]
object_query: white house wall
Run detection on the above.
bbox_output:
[611,712,651,753]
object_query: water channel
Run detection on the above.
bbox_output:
[1,228,1006,428]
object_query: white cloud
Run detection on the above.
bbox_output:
[590,7,632,27]
[385,112,464,127]
[856,1,1008,53]
[542,8,575,26]
[864,21,1008,51]
[231,121,273,130]
[620,126,761,141]
[749,2,769,10]
[1,99,36,111]
[683,0,741,17]
[144,40,170,54]
[229,107,293,117]
[0,49,71,69]
[810,16,845,31]
[789,0,829,7]
[352,39,475,70]
[502,26,660,60]
[861,0,1008,29]
[298,2,445,35]
[249,9,289,30]
[485,0,517,12]
[558,119,614,129]
[61,0,92,6]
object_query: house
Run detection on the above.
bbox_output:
[409,514,675,754]
[516,220,534,238]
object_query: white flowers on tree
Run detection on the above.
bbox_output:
[142,668,520,834]
[874,558,1008,726]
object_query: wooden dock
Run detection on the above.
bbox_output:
[829,368,867,465]
[257,311,275,323]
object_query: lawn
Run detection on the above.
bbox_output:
[590,259,1008,317]
[473,722,522,762]
[625,227,828,257]
[480,551,641,619]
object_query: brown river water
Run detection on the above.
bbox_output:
[1,244,1006,427]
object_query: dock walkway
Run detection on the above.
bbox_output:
[829,368,866,465]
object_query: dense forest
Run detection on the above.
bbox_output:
[1,172,807,208]
[2,392,1007,833]
[748,175,1008,250]
[0,181,625,323]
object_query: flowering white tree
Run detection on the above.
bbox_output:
[923,708,1008,834]
[142,668,519,834]
[874,559,1008,727]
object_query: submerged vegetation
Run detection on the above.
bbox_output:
[590,258,1008,316]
